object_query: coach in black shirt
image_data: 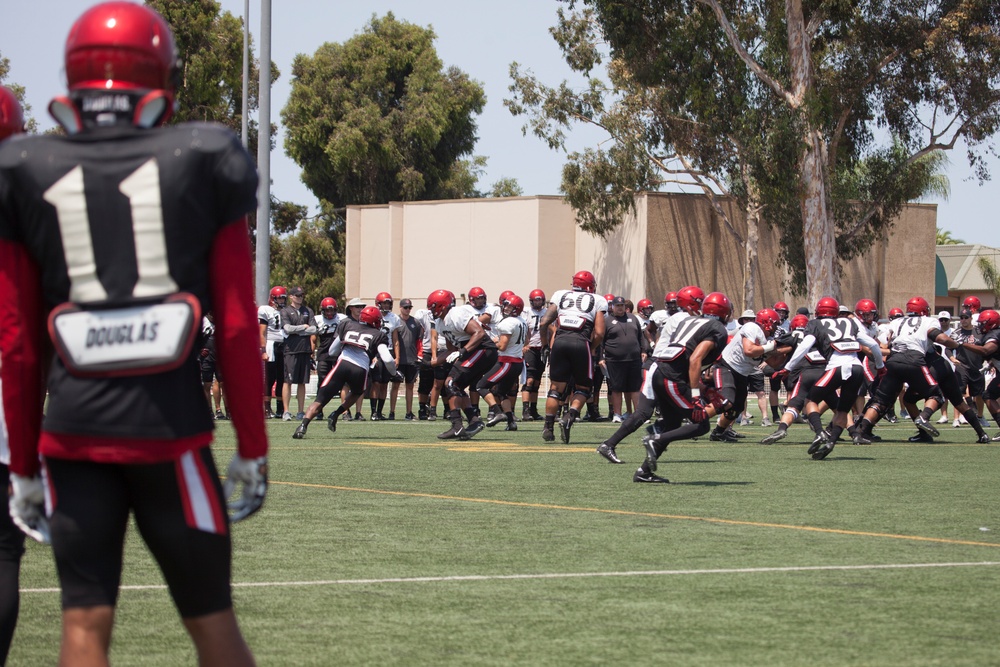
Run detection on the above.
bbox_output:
[601,296,645,421]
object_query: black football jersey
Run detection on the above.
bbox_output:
[339,319,390,360]
[0,123,257,441]
[802,317,864,361]
[982,330,1000,361]
[658,316,729,368]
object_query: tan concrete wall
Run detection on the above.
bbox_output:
[346,194,936,316]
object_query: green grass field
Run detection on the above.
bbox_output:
[11,410,1000,666]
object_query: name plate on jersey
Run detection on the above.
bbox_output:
[831,341,861,353]
[558,314,585,330]
[48,293,201,377]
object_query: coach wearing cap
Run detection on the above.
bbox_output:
[601,296,645,422]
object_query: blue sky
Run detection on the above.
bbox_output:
[3,0,995,246]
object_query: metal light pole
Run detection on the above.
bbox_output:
[255,0,272,305]
[241,0,249,150]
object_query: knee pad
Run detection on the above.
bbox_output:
[723,407,739,421]
[572,388,592,400]
[443,383,468,400]
[547,388,567,402]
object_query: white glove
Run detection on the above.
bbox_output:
[445,351,461,364]
[761,340,776,354]
[9,473,51,544]
[222,456,268,523]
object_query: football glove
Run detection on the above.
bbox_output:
[445,350,461,365]
[222,456,268,523]
[771,368,789,382]
[392,370,405,383]
[690,398,708,423]
[9,474,50,544]
[540,348,550,368]
[876,365,887,379]
[700,385,731,413]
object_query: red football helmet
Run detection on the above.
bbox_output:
[529,289,546,305]
[790,314,809,330]
[964,296,982,312]
[755,308,780,335]
[855,298,878,324]
[269,286,287,307]
[773,301,790,315]
[61,2,179,127]
[320,297,337,312]
[427,289,455,318]
[665,291,679,314]
[905,296,930,316]
[571,270,597,293]
[359,306,383,328]
[604,293,615,304]
[676,286,705,315]
[0,87,25,142]
[977,309,1000,334]
[505,295,525,317]
[498,290,515,306]
[888,307,904,320]
[815,297,839,318]
[702,292,731,321]
[637,298,654,317]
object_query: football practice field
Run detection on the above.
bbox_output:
[11,412,1000,666]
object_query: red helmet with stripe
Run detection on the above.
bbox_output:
[0,87,25,142]
[964,296,982,312]
[773,301,790,314]
[468,286,486,303]
[854,299,878,324]
[505,295,524,317]
[790,314,809,330]
[815,297,839,318]
[269,286,287,307]
[906,296,930,316]
[359,306,383,328]
[529,289,546,304]
[604,293,615,304]
[498,290,515,306]
[637,299,654,317]
[977,309,1000,334]
[888,307,904,320]
[427,290,455,318]
[320,297,337,312]
[755,308,780,335]
[676,286,705,315]
[702,292,731,321]
[571,270,596,293]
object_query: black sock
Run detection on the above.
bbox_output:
[544,415,556,429]
[919,406,934,421]
[376,398,386,415]
[369,398,378,415]
[776,422,789,433]
[963,407,986,437]
[464,407,478,422]
[807,412,824,435]
[771,405,781,421]
[828,424,844,443]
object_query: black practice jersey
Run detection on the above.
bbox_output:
[802,317,864,361]
[338,319,390,360]
[982,330,1000,362]
[0,123,257,440]
[658,316,729,368]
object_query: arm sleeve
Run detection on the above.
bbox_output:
[0,239,45,477]
[783,334,816,374]
[377,343,398,375]
[209,219,268,459]
[857,331,884,368]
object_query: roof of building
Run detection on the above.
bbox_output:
[935,244,1000,292]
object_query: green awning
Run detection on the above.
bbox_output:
[935,255,949,297]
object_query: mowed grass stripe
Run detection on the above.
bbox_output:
[271,479,1000,549]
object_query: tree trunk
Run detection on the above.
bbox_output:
[742,166,761,311]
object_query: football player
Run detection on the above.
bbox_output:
[480,295,529,431]
[259,285,287,418]
[520,289,548,422]
[429,289,497,439]
[312,297,342,420]
[538,271,607,443]
[0,84,25,667]
[635,292,733,482]
[957,309,1000,440]
[368,291,401,420]
[0,5,265,664]
[293,306,398,438]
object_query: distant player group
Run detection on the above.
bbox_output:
[280,270,1000,487]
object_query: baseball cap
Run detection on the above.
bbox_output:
[346,297,364,307]
[937,310,952,320]
[400,298,413,308]
[839,305,850,315]
[289,286,304,296]
[796,306,810,316]
[611,296,626,306]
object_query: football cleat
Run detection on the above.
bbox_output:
[710,429,740,443]
[504,421,518,431]
[521,409,535,422]
[641,435,659,471]
[327,415,338,433]
[992,432,1000,442]
[597,443,623,464]
[913,416,940,437]
[292,424,307,439]
[852,432,873,446]
[559,418,573,444]
[633,469,669,484]
[465,420,485,438]
[908,431,934,443]
[977,433,991,444]
[405,413,415,421]
[427,412,437,421]
[486,410,506,427]
[542,428,555,442]
[811,442,835,460]
[760,429,787,445]
[808,430,832,454]
[885,413,898,424]
[645,422,663,437]
[438,425,470,440]
[726,428,746,439]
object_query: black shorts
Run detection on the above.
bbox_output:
[418,352,450,395]
[264,342,284,396]
[316,359,370,404]
[785,366,826,413]
[747,371,765,393]
[476,359,523,398]
[396,363,418,384]
[872,351,939,406]
[986,374,1000,401]
[549,334,593,387]
[955,365,985,398]
[712,361,750,414]
[808,365,866,413]
[605,359,642,393]
[523,347,545,383]
[448,347,499,391]
[283,353,312,385]
[0,464,26,567]
[46,449,232,618]
[370,358,393,384]
[200,359,222,383]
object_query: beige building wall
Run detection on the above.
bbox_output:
[346,194,936,315]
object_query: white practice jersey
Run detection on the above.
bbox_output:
[648,309,671,340]
[886,315,942,355]
[721,321,768,375]
[437,304,481,346]
[525,306,546,348]
[651,311,694,357]
[496,315,529,360]
[258,304,285,342]
[380,311,402,338]
[549,289,608,337]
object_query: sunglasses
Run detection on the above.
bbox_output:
[402,305,412,309]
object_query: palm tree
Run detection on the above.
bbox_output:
[937,228,965,245]
[978,256,1000,308]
